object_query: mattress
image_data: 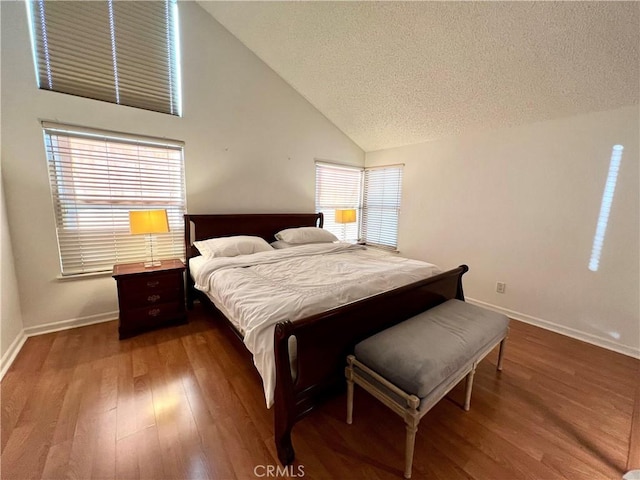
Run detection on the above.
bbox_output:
[192,243,441,408]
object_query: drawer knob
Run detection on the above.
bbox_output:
[146,280,160,288]
[147,294,161,303]
[148,308,161,317]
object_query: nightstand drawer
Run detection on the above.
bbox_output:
[120,273,181,294]
[119,302,186,339]
[121,302,184,322]
[121,287,180,308]
[113,259,186,340]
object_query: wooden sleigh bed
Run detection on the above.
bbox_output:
[184,212,469,465]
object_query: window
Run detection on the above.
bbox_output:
[362,165,403,249]
[27,0,182,115]
[315,162,404,248]
[43,122,186,275]
[315,162,363,242]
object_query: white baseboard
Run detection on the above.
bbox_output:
[0,330,27,380]
[23,310,118,337]
[1,310,118,381]
[466,297,640,359]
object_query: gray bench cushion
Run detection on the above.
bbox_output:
[354,299,509,398]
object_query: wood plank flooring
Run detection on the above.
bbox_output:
[1,304,638,479]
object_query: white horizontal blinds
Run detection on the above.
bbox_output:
[30,1,180,115]
[315,162,363,242]
[43,123,186,275]
[362,165,403,249]
[32,2,116,100]
[112,1,179,114]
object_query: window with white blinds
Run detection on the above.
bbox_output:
[361,165,404,249]
[315,162,362,242]
[315,162,404,248]
[43,122,186,276]
[27,0,181,116]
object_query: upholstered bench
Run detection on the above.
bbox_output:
[345,299,509,479]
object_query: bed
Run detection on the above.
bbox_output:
[184,213,469,465]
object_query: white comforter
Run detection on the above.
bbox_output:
[193,243,441,407]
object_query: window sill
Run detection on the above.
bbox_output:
[56,270,113,281]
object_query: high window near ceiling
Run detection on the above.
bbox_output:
[43,123,186,276]
[26,0,182,115]
[315,162,404,249]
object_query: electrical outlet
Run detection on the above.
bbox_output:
[496,282,506,294]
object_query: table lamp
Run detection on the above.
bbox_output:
[129,209,170,267]
[335,208,356,242]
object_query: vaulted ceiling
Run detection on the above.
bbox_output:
[199,1,639,152]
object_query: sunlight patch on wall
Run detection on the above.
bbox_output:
[589,145,623,272]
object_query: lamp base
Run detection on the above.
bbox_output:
[143,260,162,268]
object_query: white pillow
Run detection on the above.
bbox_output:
[194,235,272,258]
[274,227,338,244]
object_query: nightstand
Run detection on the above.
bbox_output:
[112,259,187,339]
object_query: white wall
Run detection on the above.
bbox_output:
[1,175,24,363]
[0,1,363,330]
[0,1,25,370]
[367,106,639,355]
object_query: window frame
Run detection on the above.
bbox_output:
[26,0,182,116]
[42,122,186,276]
[361,164,404,250]
[314,161,404,249]
[315,161,363,242]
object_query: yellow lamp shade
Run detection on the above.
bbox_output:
[129,210,170,235]
[335,209,356,224]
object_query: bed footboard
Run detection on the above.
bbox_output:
[273,264,469,465]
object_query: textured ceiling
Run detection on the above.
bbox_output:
[199,1,639,152]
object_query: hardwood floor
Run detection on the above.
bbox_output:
[1,305,638,479]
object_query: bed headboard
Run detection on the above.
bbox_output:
[183,212,323,307]
[184,212,324,260]
[185,212,323,252]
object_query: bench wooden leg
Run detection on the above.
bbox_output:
[403,397,420,479]
[346,380,354,424]
[404,423,418,479]
[346,356,355,424]
[497,336,507,371]
[464,364,476,411]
